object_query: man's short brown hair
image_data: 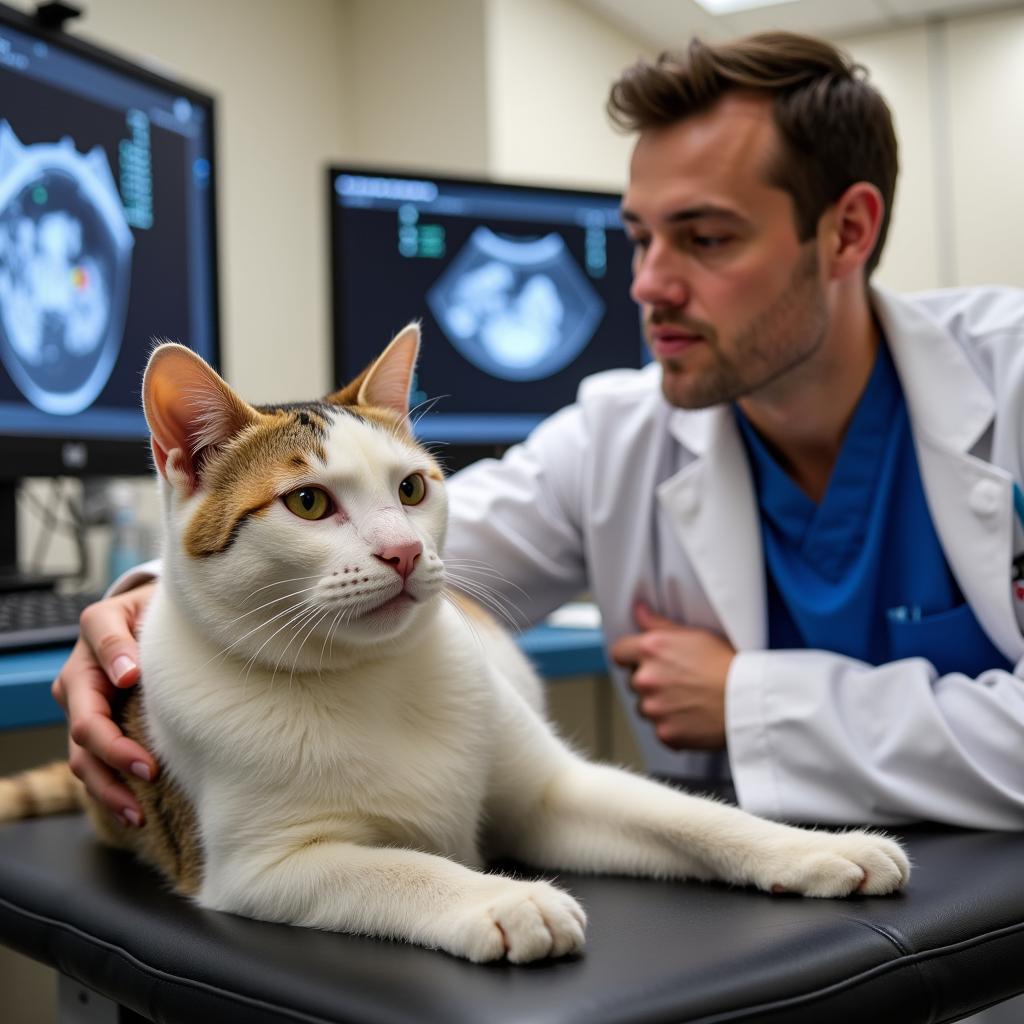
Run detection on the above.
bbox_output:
[608,32,898,277]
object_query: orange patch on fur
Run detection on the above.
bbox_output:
[184,409,329,558]
[86,690,205,896]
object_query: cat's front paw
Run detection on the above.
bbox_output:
[443,877,587,963]
[760,829,910,898]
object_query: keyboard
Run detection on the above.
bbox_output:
[0,589,102,652]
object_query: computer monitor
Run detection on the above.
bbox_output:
[0,3,219,585]
[329,167,643,462]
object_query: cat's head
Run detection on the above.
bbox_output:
[142,324,449,671]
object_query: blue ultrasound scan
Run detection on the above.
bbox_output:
[427,226,605,382]
[0,120,134,416]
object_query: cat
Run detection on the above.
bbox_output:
[0,325,909,963]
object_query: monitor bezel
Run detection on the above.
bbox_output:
[0,1,221,481]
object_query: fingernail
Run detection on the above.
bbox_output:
[121,808,141,828]
[130,762,151,782]
[111,656,136,685]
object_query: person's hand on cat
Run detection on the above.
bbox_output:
[611,602,734,750]
[51,582,158,825]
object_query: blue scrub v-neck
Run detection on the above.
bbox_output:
[734,340,1011,676]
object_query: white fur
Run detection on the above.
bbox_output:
[141,410,910,964]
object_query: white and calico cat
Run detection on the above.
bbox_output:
[0,326,909,963]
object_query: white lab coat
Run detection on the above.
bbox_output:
[443,286,1024,830]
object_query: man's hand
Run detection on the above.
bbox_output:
[51,582,158,826]
[610,602,735,750]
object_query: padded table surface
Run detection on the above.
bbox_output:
[1,808,1022,1024]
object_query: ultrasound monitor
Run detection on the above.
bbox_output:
[0,3,219,585]
[329,168,642,454]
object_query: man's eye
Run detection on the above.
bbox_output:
[692,235,731,250]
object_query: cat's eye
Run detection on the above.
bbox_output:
[399,473,426,506]
[283,487,333,521]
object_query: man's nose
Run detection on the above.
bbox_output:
[373,540,423,581]
[630,240,688,308]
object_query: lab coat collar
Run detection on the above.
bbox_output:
[872,285,994,454]
[666,403,716,457]
[659,406,767,651]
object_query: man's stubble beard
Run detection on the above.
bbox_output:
[658,244,828,410]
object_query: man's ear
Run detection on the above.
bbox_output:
[326,322,420,417]
[822,182,884,281]
[143,343,256,493]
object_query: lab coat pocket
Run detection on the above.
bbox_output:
[886,601,1012,677]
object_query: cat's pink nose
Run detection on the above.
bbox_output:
[373,540,422,581]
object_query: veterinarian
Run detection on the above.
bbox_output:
[52,32,1024,832]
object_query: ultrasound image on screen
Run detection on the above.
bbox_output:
[0,121,134,415]
[427,227,604,382]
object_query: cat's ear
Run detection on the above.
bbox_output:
[326,322,420,417]
[143,343,256,493]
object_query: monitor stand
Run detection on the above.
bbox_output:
[0,480,59,592]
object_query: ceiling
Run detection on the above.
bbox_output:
[576,0,1024,44]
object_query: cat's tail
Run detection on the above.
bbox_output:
[0,761,85,821]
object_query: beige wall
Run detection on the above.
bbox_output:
[945,7,1024,287]
[485,0,649,190]
[344,0,490,175]
[842,26,942,292]
[843,6,1024,294]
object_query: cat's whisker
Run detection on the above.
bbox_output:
[420,443,451,467]
[243,575,323,601]
[401,393,448,432]
[318,605,347,674]
[213,593,324,666]
[444,564,529,605]
[222,583,324,630]
[444,570,519,610]
[272,603,325,682]
[443,571,527,631]
[459,595,523,634]
[441,592,485,656]
[272,605,323,687]
[271,601,316,663]
[290,608,333,684]
[316,603,359,666]
[192,594,319,674]
[442,560,531,601]
[242,600,318,682]
[446,590,522,634]
[281,604,329,677]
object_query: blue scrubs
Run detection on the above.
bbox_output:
[735,341,1010,677]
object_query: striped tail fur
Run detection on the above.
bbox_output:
[0,761,84,820]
